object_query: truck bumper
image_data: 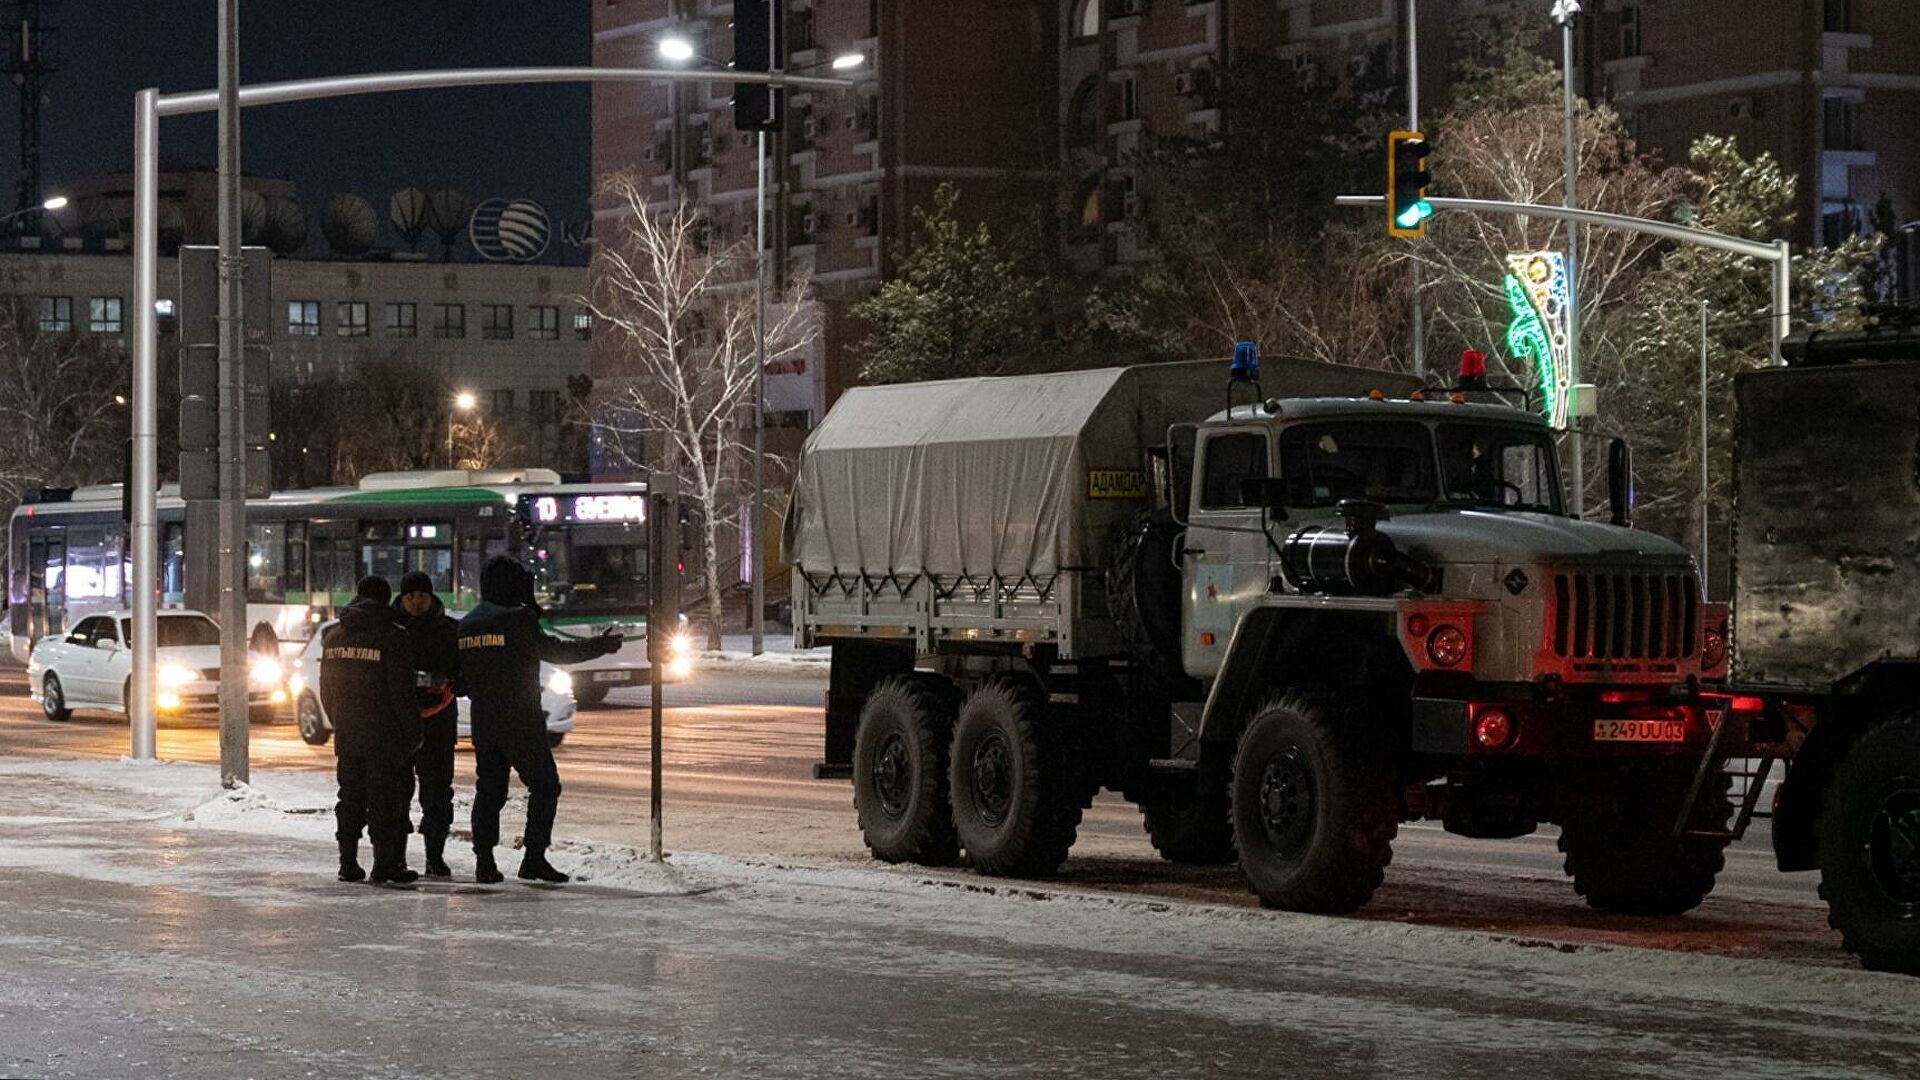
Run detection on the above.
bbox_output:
[1412,695,1750,759]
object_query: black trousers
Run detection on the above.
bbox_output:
[471,728,562,854]
[413,711,458,844]
[336,753,412,864]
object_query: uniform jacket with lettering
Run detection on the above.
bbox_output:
[320,597,422,760]
[458,560,608,743]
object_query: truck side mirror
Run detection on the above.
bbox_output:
[1607,437,1633,528]
[1239,477,1289,519]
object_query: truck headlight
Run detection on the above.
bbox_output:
[1701,628,1727,671]
[1426,625,1469,668]
[546,669,574,697]
[249,656,284,686]
[158,663,197,688]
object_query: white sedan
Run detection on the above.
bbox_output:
[287,622,577,749]
[28,609,286,723]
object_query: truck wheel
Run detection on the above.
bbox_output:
[852,675,960,866]
[1231,696,1396,914]
[1140,794,1236,865]
[1816,713,1920,974]
[949,680,1082,877]
[1558,765,1731,916]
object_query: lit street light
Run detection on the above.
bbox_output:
[657,36,695,63]
[450,390,477,469]
[830,52,865,71]
[0,193,69,228]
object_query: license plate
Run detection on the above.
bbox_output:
[592,671,628,683]
[1593,719,1686,743]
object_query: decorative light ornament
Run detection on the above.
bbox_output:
[1503,252,1573,429]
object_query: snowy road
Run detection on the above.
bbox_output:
[0,760,1916,1079]
[0,661,1853,970]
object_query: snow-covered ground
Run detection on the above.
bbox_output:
[698,631,832,671]
[1,752,1918,1080]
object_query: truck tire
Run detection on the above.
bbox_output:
[1140,794,1236,865]
[949,680,1082,877]
[1558,765,1731,916]
[1816,713,1920,974]
[1231,696,1396,913]
[852,675,960,866]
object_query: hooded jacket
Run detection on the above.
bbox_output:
[394,589,460,717]
[458,557,614,741]
[320,596,422,759]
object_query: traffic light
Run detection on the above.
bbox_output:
[1387,130,1433,238]
[733,0,785,133]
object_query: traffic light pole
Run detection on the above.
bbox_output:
[123,66,850,764]
[216,0,249,787]
[1405,0,1424,379]
[1557,2,1584,517]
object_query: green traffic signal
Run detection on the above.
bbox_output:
[1388,131,1432,238]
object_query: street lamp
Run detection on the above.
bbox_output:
[450,390,476,469]
[657,43,866,655]
[1552,0,1585,516]
[0,194,68,229]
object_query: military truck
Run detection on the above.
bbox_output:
[1716,317,1920,974]
[788,353,1738,916]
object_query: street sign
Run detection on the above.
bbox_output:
[733,0,785,132]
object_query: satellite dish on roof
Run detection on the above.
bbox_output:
[468,198,551,262]
[423,188,469,259]
[260,196,308,256]
[240,189,268,245]
[320,192,380,256]
[390,187,429,251]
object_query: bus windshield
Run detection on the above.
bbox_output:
[527,522,648,614]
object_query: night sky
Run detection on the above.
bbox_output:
[11,0,591,259]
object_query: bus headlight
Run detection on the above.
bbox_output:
[249,656,284,687]
[668,655,693,679]
[546,669,574,697]
[670,631,692,658]
[158,663,198,688]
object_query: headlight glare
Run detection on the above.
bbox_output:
[158,663,197,688]
[249,656,284,686]
[546,669,574,697]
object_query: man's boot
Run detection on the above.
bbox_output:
[337,840,366,883]
[517,849,571,884]
[368,838,419,885]
[474,848,505,884]
[422,835,452,878]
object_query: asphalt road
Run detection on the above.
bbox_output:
[0,660,1850,968]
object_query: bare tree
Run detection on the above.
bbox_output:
[586,172,817,646]
[0,302,129,527]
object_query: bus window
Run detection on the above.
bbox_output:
[284,521,309,599]
[361,522,406,583]
[246,522,286,602]
[65,526,123,601]
[310,522,355,600]
[162,523,186,604]
[405,521,454,593]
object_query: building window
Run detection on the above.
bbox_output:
[489,389,515,413]
[530,305,560,340]
[529,389,561,423]
[1114,73,1137,123]
[572,312,593,340]
[1823,96,1861,151]
[1071,0,1098,39]
[1619,4,1640,57]
[385,302,417,338]
[38,295,71,334]
[434,303,465,339]
[88,296,124,335]
[287,300,320,337]
[1075,175,1102,238]
[483,304,514,340]
[1824,0,1857,33]
[1824,204,1861,247]
[335,300,369,337]
[1067,76,1101,147]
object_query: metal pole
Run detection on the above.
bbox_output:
[1334,195,1785,262]
[750,130,767,656]
[1772,239,1792,365]
[129,89,159,762]
[1558,2,1584,517]
[1406,0,1424,379]
[1699,299,1710,596]
[216,0,248,787]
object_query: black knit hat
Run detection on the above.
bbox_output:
[355,575,392,605]
[479,554,535,606]
[398,570,436,597]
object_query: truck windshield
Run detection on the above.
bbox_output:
[1436,424,1563,514]
[526,523,648,614]
[1278,421,1437,507]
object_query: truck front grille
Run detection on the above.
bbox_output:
[1551,571,1697,660]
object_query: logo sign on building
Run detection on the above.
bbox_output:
[1503,252,1573,430]
[468,198,553,262]
[529,493,648,525]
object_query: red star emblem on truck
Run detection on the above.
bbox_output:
[1206,582,1219,600]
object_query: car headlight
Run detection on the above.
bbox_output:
[159,663,198,688]
[250,656,284,686]
[670,630,692,658]
[288,672,307,698]
[668,655,692,680]
[546,669,574,697]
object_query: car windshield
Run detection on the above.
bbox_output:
[122,615,223,649]
[1435,424,1564,514]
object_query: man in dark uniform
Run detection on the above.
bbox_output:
[394,570,460,878]
[459,555,620,884]
[321,576,423,884]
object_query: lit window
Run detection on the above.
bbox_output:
[1072,0,1098,38]
[38,295,71,334]
[287,300,320,337]
[385,302,417,338]
[89,296,124,334]
[572,312,593,340]
[336,300,369,337]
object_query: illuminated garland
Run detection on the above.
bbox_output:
[1503,252,1573,429]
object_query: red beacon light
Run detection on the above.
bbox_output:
[1456,349,1489,392]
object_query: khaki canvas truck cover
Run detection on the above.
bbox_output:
[787,357,1414,583]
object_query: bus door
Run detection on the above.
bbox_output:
[403,521,455,596]
[309,520,357,615]
[25,530,66,643]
